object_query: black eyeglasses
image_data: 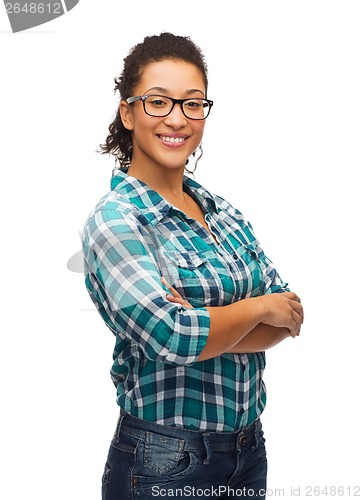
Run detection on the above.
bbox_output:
[126,94,214,120]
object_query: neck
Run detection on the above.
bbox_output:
[127,161,187,201]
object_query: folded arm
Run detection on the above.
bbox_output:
[83,207,303,367]
[162,278,303,359]
[226,324,292,353]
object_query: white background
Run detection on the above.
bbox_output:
[1,1,361,499]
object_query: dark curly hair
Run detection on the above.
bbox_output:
[98,32,208,167]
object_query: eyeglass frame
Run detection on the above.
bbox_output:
[125,94,214,120]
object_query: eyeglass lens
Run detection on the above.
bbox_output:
[144,95,210,119]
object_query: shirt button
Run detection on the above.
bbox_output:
[233,253,238,260]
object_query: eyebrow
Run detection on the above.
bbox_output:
[143,86,205,96]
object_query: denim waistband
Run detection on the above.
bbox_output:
[115,409,261,463]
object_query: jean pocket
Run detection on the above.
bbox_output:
[142,432,185,475]
[134,448,198,489]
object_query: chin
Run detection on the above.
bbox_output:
[156,155,189,171]
[160,162,187,171]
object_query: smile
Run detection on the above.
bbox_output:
[158,135,188,144]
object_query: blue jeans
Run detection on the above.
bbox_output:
[102,410,267,499]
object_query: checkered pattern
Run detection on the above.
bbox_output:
[82,166,289,431]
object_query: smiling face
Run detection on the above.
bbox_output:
[119,59,207,174]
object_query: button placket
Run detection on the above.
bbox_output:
[204,214,221,247]
[224,251,241,298]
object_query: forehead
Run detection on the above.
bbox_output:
[136,59,206,95]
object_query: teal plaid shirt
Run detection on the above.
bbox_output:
[82,166,289,431]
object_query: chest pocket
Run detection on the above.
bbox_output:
[162,250,226,307]
[230,243,265,298]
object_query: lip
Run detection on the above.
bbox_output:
[157,133,189,148]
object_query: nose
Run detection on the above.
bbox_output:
[163,103,188,128]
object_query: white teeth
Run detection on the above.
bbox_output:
[159,135,186,143]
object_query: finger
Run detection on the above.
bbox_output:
[291,309,303,331]
[161,277,183,299]
[166,294,194,310]
[290,324,301,337]
[289,329,297,338]
[284,292,301,303]
[166,295,183,304]
[289,328,298,339]
[289,299,304,320]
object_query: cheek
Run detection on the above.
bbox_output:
[133,113,151,132]
[131,118,156,147]
[134,114,164,138]
[192,123,205,143]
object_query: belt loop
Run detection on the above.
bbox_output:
[115,409,126,442]
[202,433,212,465]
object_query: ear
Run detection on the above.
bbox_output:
[119,100,134,131]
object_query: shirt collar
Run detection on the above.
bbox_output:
[110,166,218,226]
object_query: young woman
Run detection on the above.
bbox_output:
[82,32,303,499]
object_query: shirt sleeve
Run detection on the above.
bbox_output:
[82,207,210,366]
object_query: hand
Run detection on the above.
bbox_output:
[257,291,304,337]
[161,277,194,309]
